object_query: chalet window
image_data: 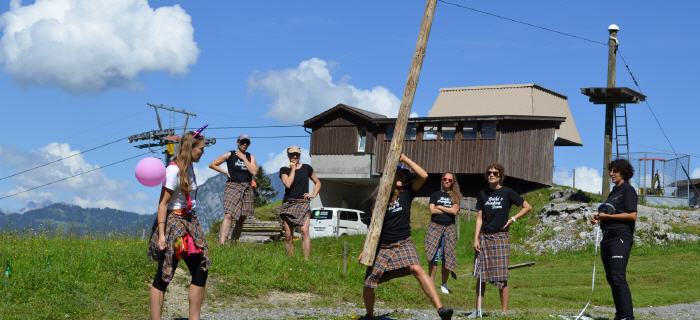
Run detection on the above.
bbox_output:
[462,122,477,140]
[440,124,456,140]
[385,125,394,140]
[405,124,417,140]
[481,122,497,139]
[385,123,417,140]
[357,128,367,152]
[423,125,438,140]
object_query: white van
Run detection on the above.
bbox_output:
[310,207,370,238]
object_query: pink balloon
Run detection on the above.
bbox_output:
[135,157,166,187]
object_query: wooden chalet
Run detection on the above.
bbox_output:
[303,84,582,210]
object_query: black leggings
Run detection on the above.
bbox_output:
[600,230,634,320]
[152,254,208,292]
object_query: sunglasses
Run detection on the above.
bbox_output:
[442,177,454,183]
[239,139,250,146]
[486,170,500,177]
[287,152,301,158]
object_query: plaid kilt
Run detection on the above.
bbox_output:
[424,222,457,279]
[223,181,254,221]
[279,199,311,227]
[147,211,211,284]
[364,238,420,288]
[473,232,509,289]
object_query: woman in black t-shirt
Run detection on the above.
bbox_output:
[362,154,453,320]
[591,159,638,320]
[425,172,461,295]
[471,163,531,317]
[209,134,258,245]
[278,145,321,260]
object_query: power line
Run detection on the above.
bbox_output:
[214,135,310,140]
[0,136,126,182]
[617,49,700,193]
[0,150,158,201]
[190,125,302,130]
[437,0,607,46]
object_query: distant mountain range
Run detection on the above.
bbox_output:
[0,203,155,237]
[189,171,284,230]
[0,172,285,235]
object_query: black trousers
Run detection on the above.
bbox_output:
[600,230,634,320]
[152,253,208,292]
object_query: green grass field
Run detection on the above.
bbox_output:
[1,188,699,319]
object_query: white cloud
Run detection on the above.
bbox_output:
[249,57,401,123]
[692,167,700,179]
[0,0,198,93]
[0,142,151,213]
[553,166,603,194]
[263,148,311,174]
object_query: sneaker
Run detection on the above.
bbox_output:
[466,310,482,318]
[440,284,451,294]
[438,307,454,320]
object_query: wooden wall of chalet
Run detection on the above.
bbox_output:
[374,126,499,175]
[374,120,556,186]
[497,120,555,186]
[309,113,375,155]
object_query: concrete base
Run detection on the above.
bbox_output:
[311,178,379,212]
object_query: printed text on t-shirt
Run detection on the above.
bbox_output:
[485,196,504,209]
[436,197,452,207]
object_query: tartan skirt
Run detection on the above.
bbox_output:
[474,232,509,289]
[364,238,420,288]
[147,211,211,284]
[424,222,458,279]
[279,199,311,227]
[223,181,254,221]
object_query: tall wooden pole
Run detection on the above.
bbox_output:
[358,0,437,266]
[602,24,619,199]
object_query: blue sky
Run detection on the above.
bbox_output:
[1,0,699,213]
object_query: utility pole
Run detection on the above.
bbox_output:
[582,27,645,199]
[601,24,619,199]
[359,0,437,266]
[129,104,214,163]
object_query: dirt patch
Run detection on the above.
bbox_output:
[263,290,318,306]
[161,267,193,317]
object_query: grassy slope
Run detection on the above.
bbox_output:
[1,188,699,319]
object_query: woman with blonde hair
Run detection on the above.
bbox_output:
[425,171,461,295]
[148,127,211,320]
[278,145,321,259]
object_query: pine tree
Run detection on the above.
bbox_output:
[253,167,278,207]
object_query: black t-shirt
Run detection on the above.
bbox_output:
[601,181,637,233]
[226,151,252,183]
[279,164,313,201]
[476,186,524,233]
[380,188,414,244]
[430,191,456,226]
